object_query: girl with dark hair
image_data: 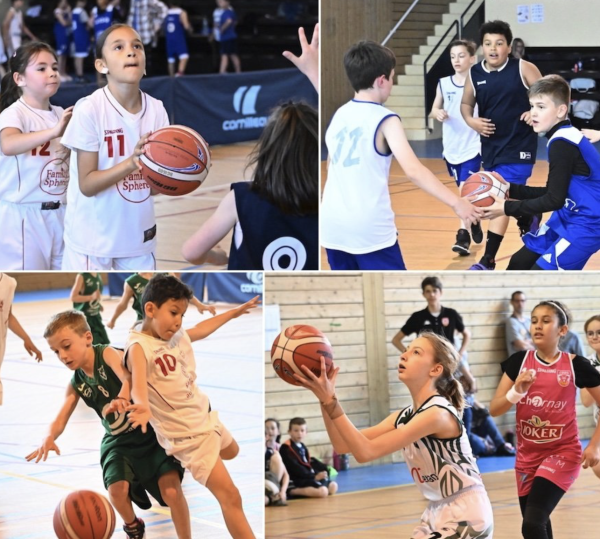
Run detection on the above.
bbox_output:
[0,42,73,269]
[490,300,600,539]
[182,101,318,271]
[296,332,494,538]
[60,24,169,270]
[581,314,600,479]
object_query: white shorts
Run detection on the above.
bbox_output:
[61,244,156,270]
[156,411,233,485]
[413,486,494,539]
[0,200,65,270]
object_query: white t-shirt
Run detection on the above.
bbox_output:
[0,99,68,204]
[61,87,169,258]
[588,353,600,424]
[212,7,224,41]
[439,76,480,165]
[395,395,484,502]
[125,327,212,441]
[322,100,398,254]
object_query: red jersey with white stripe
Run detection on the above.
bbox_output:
[515,350,581,467]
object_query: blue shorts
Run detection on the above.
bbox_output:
[54,28,69,56]
[166,39,188,62]
[445,154,481,186]
[522,224,596,270]
[486,163,533,185]
[326,241,406,270]
[219,39,238,55]
[72,32,90,57]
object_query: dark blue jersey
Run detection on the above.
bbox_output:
[165,8,188,59]
[227,181,318,271]
[470,58,537,168]
[545,125,600,249]
[92,5,115,41]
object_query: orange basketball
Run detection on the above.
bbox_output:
[271,325,334,386]
[140,125,211,196]
[461,171,509,207]
[53,490,115,539]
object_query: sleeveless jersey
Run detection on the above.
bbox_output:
[91,5,116,41]
[394,395,483,502]
[125,327,212,440]
[438,76,480,165]
[71,7,90,51]
[322,100,399,254]
[469,58,537,168]
[0,99,68,204]
[73,272,103,317]
[71,344,136,437]
[126,273,150,320]
[514,350,581,468]
[61,87,169,258]
[165,8,186,51]
[228,182,318,270]
[212,7,224,41]
[544,126,600,250]
[53,8,71,48]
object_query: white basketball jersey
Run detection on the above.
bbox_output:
[395,395,483,502]
[61,88,169,258]
[439,76,480,165]
[125,327,212,440]
[0,99,68,204]
[322,100,398,254]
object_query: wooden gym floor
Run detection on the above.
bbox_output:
[154,142,254,270]
[320,158,600,271]
[0,288,264,538]
[266,466,600,538]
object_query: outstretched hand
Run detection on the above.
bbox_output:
[293,356,339,403]
[480,194,507,220]
[25,438,60,463]
[233,295,261,318]
[283,23,319,92]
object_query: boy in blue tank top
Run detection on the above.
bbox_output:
[461,20,542,270]
[483,75,600,270]
[321,40,482,271]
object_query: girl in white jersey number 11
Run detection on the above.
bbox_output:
[0,42,73,270]
[61,23,170,270]
[296,332,494,539]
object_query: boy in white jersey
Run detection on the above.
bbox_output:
[321,40,482,270]
[430,40,482,257]
[0,42,73,269]
[61,24,169,270]
[297,332,493,538]
[124,274,259,538]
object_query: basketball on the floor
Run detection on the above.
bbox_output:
[53,490,115,539]
[461,171,509,207]
[271,325,334,386]
[140,125,211,196]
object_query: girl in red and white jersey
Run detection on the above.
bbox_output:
[0,42,73,269]
[491,300,600,539]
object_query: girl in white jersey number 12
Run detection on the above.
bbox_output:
[61,23,170,270]
[296,332,494,539]
[0,42,73,270]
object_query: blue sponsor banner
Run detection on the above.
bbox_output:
[205,273,263,304]
[53,69,316,145]
[173,68,316,145]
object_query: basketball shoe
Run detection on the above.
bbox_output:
[469,254,496,270]
[471,221,484,244]
[124,517,146,539]
[452,229,471,256]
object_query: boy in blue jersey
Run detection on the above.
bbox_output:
[321,40,482,271]
[483,75,600,270]
[165,2,192,76]
[71,0,90,83]
[461,20,542,270]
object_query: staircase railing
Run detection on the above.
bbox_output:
[381,0,421,47]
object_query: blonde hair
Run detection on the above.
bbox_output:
[44,310,91,339]
[418,332,465,412]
